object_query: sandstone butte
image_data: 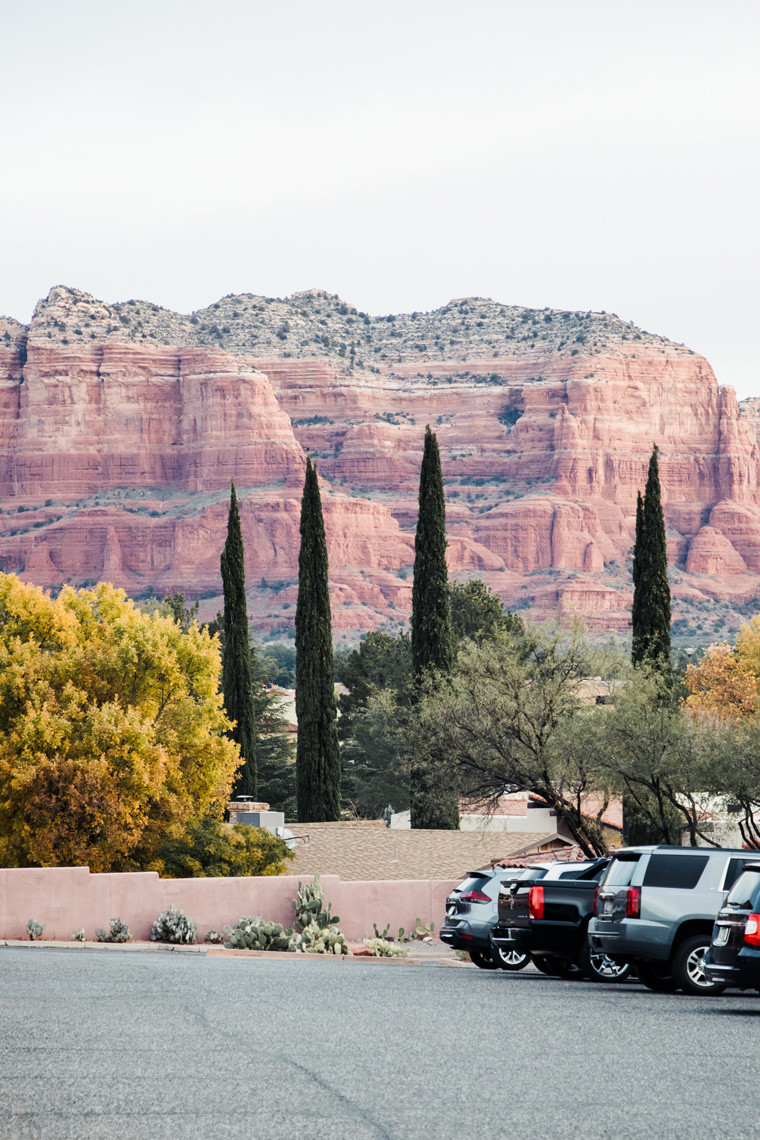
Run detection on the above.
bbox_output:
[0,284,759,645]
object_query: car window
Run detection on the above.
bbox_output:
[601,857,639,887]
[723,858,757,893]
[458,875,490,893]
[642,853,708,889]
[726,870,760,910]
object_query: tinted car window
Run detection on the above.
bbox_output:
[723,858,756,893]
[601,858,639,887]
[726,870,760,910]
[642,853,708,889]
[458,875,490,893]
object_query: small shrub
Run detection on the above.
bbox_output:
[27,919,45,941]
[204,929,225,944]
[95,918,132,943]
[363,938,408,958]
[72,929,86,942]
[150,905,197,945]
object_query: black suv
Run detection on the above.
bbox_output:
[704,862,760,992]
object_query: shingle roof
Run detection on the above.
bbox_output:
[286,823,557,881]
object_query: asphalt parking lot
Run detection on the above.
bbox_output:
[1,948,759,1140]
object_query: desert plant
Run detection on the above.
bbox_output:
[27,919,45,941]
[223,916,295,952]
[204,929,225,944]
[150,905,197,945]
[95,918,132,943]
[414,918,435,940]
[362,938,409,958]
[72,929,86,942]
[292,874,349,955]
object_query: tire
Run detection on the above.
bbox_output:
[551,957,582,978]
[636,959,678,993]
[493,945,531,971]
[533,955,579,978]
[671,935,727,996]
[579,940,633,984]
[469,948,499,970]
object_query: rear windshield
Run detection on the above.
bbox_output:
[458,875,490,893]
[723,858,757,893]
[726,870,760,910]
[601,857,639,888]
[642,853,709,889]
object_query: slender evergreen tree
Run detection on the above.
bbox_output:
[410,426,458,829]
[627,448,671,843]
[221,483,257,798]
[295,457,341,822]
[631,446,671,668]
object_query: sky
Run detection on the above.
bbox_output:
[2,0,759,396]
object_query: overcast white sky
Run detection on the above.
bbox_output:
[2,0,758,395]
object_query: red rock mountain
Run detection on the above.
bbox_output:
[0,285,758,644]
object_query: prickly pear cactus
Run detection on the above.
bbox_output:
[95,917,132,943]
[223,916,294,952]
[27,919,45,941]
[292,875,350,955]
[362,938,409,958]
[150,905,198,945]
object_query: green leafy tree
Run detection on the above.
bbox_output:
[632,446,671,668]
[162,593,199,632]
[411,625,610,856]
[450,578,524,645]
[410,427,457,829]
[295,457,341,821]
[251,642,297,818]
[221,483,257,798]
[154,816,294,877]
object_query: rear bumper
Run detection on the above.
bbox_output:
[440,924,491,953]
[588,917,671,963]
[704,947,760,989]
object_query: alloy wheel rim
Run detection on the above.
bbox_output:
[590,952,628,979]
[686,946,712,987]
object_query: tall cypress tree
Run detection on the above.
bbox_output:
[221,483,257,798]
[631,446,671,668]
[410,426,458,830]
[295,456,341,822]
[627,448,671,843]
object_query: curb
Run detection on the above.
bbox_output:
[1,939,460,965]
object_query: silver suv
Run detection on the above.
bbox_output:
[589,845,757,995]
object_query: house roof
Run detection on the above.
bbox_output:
[285,823,558,881]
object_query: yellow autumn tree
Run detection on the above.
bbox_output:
[684,618,760,721]
[0,575,241,871]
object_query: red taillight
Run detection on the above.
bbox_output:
[744,914,760,948]
[626,887,641,919]
[528,885,544,921]
[593,886,599,917]
[459,890,490,903]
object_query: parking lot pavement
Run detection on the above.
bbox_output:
[2,948,760,1139]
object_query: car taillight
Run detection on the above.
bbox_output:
[528,885,544,921]
[593,886,599,916]
[744,914,760,948]
[459,890,490,903]
[626,887,641,918]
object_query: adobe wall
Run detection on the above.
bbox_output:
[0,867,458,942]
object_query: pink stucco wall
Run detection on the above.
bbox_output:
[0,867,458,942]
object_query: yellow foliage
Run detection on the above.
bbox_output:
[684,640,759,722]
[0,575,241,871]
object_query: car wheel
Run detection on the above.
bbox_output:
[635,959,678,993]
[579,941,632,983]
[551,958,582,978]
[493,945,531,971]
[469,948,499,970]
[671,935,727,996]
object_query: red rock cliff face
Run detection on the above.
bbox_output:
[1,286,758,642]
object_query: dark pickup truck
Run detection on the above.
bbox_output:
[490,858,631,982]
